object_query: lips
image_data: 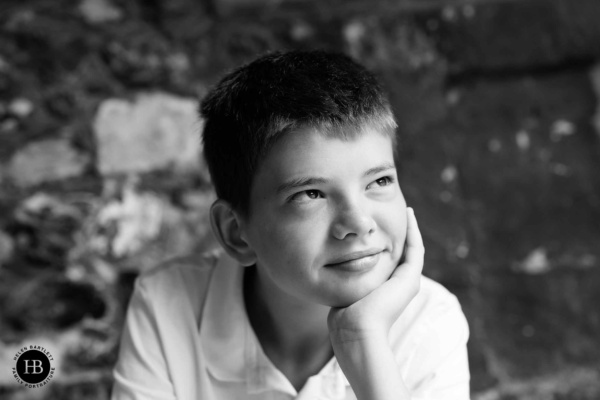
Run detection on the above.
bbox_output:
[326,249,383,272]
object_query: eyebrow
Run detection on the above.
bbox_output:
[276,177,329,194]
[363,162,397,177]
[276,162,397,194]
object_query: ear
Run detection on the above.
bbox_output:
[209,199,257,266]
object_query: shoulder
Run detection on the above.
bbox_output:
[414,275,463,314]
[393,276,471,396]
[391,275,469,350]
[132,251,221,318]
[136,251,219,291]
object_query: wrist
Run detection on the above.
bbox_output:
[329,325,388,349]
[328,310,388,344]
[328,330,410,400]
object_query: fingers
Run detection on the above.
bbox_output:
[391,207,424,281]
[403,207,424,268]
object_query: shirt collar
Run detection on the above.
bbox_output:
[199,252,247,382]
[199,252,350,397]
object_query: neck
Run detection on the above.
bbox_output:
[243,266,333,390]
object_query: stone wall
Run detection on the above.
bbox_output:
[1,0,599,398]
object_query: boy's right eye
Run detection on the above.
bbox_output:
[290,190,323,202]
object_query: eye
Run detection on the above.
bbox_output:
[290,189,323,202]
[375,177,392,186]
[367,176,394,189]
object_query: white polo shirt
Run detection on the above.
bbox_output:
[111,252,471,400]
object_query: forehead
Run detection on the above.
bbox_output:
[255,126,396,184]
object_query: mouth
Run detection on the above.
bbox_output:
[326,249,383,272]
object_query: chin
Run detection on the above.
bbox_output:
[325,284,377,308]
[326,266,396,307]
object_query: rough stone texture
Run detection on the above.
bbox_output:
[422,66,600,395]
[2,277,106,333]
[5,139,89,187]
[416,0,600,74]
[343,17,441,73]
[590,63,600,137]
[1,0,600,399]
[86,181,217,270]
[93,93,201,175]
[0,229,14,266]
[5,193,85,269]
[78,0,124,24]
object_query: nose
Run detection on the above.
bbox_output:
[330,199,376,240]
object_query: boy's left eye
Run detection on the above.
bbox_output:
[367,176,394,189]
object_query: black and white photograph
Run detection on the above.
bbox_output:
[1,0,599,399]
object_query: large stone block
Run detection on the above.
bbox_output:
[448,69,600,273]
[438,64,600,390]
[93,92,202,175]
[389,51,600,395]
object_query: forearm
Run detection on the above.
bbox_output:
[331,330,411,400]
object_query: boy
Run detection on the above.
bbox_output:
[112,50,470,400]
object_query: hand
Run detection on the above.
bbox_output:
[328,207,425,343]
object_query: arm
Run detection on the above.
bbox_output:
[330,331,412,400]
[327,207,424,400]
[111,278,176,400]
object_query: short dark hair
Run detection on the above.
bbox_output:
[200,50,397,215]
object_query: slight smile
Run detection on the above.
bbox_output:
[326,249,383,272]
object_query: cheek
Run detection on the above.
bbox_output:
[255,214,323,264]
[273,209,328,241]
[376,202,408,256]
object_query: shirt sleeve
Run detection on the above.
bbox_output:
[111,277,177,400]
[408,296,471,400]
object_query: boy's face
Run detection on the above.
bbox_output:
[240,126,408,308]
